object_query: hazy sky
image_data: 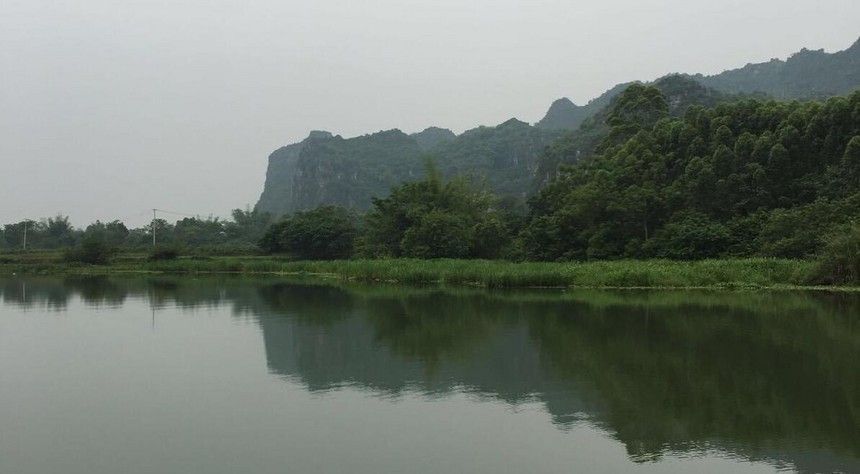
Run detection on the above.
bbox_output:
[2,0,859,227]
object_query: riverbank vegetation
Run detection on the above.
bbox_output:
[4,86,859,287]
[0,254,827,290]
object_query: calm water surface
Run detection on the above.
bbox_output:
[1,276,858,473]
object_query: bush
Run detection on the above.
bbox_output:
[401,211,471,258]
[261,206,357,260]
[64,236,114,265]
[644,212,732,259]
[809,225,860,285]
[148,247,180,261]
[362,167,514,259]
[259,220,290,254]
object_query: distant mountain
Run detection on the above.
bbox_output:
[693,37,860,99]
[257,38,860,216]
[536,37,860,131]
[433,119,563,198]
[410,127,456,151]
[535,83,630,131]
[256,122,561,216]
[256,129,425,215]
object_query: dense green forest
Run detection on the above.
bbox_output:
[526,86,860,260]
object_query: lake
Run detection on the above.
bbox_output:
[1,276,858,473]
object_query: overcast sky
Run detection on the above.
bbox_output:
[2,0,858,227]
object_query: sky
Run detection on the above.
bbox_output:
[1,0,859,227]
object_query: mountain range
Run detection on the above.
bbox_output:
[256,37,860,217]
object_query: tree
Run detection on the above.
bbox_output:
[361,164,512,259]
[85,220,129,246]
[261,206,357,260]
[64,233,113,265]
[525,89,860,260]
[401,210,471,258]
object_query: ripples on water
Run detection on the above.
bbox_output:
[1,276,858,474]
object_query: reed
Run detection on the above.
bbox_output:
[0,253,828,289]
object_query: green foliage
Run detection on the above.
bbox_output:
[64,234,113,265]
[148,247,180,261]
[534,75,736,188]
[401,210,471,259]
[3,216,79,250]
[361,166,511,259]
[259,220,289,254]
[810,225,860,285]
[262,206,357,260]
[85,220,129,246]
[644,212,731,259]
[527,87,860,260]
[119,257,813,290]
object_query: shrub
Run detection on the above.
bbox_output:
[148,247,180,261]
[809,225,860,285]
[261,206,357,260]
[64,236,114,265]
[401,211,471,258]
[644,212,732,259]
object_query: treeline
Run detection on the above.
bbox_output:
[259,87,860,281]
[526,85,860,260]
[5,86,860,282]
[1,209,272,254]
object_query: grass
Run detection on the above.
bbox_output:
[0,251,827,289]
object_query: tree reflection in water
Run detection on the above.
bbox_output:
[2,275,858,473]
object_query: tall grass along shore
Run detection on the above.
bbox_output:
[0,252,830,290]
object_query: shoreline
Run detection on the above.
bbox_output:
[2,255,856,291]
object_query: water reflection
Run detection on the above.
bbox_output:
[1,276,858,473]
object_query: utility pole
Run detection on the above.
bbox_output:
[22,221,28,251]
[152,209,157,248]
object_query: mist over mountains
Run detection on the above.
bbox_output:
[256,38,860,217]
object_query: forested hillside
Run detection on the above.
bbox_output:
[525,85,860,260]
[694,37,860,99]
[534,83,630,131]
[534,75,734,187]
[535,38,860,132]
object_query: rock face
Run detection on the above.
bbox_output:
[256,129,425,216]
[255,122,561,217]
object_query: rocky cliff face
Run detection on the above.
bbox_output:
[255,121,561,217]
[255,129,425,216]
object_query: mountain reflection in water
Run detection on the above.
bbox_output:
[2,275,858,473]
